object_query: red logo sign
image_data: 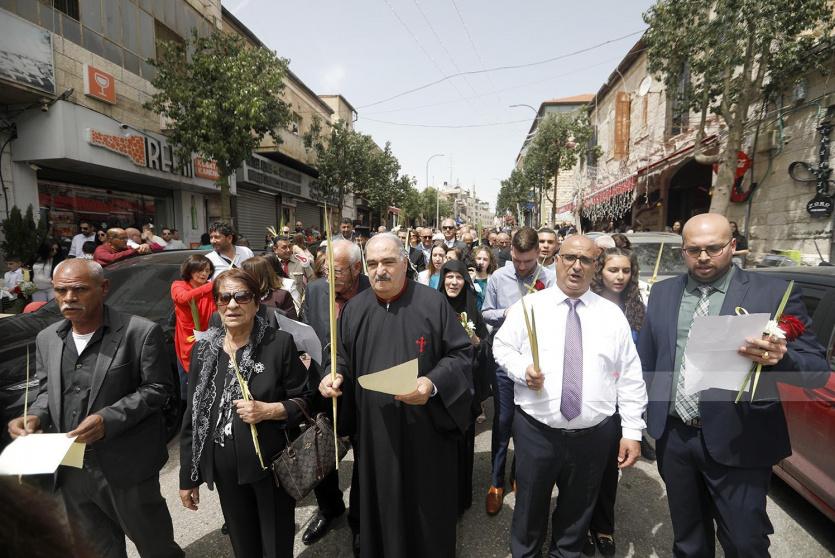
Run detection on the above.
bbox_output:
[83,64,116,104]
[193,157,220,180]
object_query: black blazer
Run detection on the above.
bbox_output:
[301,274,371,376]
[179,324,311,489]
[30,307,176,488]
[638,268,830,468]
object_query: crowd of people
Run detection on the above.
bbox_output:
[5,212,828,558]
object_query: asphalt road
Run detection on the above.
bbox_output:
[129,403,835,557]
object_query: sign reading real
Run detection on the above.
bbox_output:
[86,129,219,181]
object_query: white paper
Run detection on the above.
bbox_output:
[358,359,419,395]
[0,433,85,475]
[682,313,771,395]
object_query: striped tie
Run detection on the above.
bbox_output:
[675,285,713,421]
[561,298,583,421]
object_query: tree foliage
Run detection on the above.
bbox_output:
[497,112,598,225]
[145,31,293,220]
[1,205,49,265]
[643,0,834,214]
[304,118,382,210]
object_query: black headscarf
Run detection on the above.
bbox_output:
[437,260,487,340]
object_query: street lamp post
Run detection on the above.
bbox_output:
[426,153,445,229]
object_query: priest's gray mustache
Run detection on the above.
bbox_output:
[374,275,391,282]
[61,304,85,311]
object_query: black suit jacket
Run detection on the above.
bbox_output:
[638,268,829,468]
[31,306,176,488]
[301,274,371,377]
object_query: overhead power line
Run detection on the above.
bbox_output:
[361,116,532,129]
[357,28,646,109]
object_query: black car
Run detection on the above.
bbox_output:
[0,250,204,450]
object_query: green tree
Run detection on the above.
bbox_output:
[145,31,293,220]
[358,143,404,224]
[523,112,597,226]
[643,0,834,214]
[1,205,49,265]
[399,179,423,226]
[303,118,381,212]
[496,167,529,219]
[418,187,452,227]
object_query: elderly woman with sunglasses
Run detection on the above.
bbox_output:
[179,268,311,558]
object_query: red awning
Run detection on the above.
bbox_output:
[584,174,637,206]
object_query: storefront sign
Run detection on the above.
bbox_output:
[83,64,116,104]
[86,129,219,181]
[194,157,220,180]
[806,193,833,218]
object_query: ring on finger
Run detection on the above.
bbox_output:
[762,351,769,360]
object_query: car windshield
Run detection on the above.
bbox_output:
[105,264,180,324]
[632,242,687,278]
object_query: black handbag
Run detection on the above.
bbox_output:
[270,398,348,501]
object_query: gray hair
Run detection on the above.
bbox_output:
[53,258,105,283]
[327,237,363,265]
[366,232,408,259]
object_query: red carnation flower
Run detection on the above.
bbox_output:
[778,315,805,342]
[534,280,545,291]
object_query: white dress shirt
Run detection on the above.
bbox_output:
[206,246,255,278]
[68,233,95,257]
[493,286,647,440]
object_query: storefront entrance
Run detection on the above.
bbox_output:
[666,159,712,226]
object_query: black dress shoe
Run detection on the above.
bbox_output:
[595,534,616,557]
[302,512,334,545]
[582,531,596,556]
[353,533,360,557]
[220,522,228,536]
[641,436,657,461]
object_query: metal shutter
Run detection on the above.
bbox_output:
[295,201,321,231]
[236,186,278,249]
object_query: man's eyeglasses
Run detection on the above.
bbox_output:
[681,240,731,258]
[216,291,255,305]
[560,254,595,266]
[442,226,455,230]
[421,235,432,239]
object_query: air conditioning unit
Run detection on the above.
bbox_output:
[756,129,780,153]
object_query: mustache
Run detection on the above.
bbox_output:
[61,304,85,312]
[374,274,392,282]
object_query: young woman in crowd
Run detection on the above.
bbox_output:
[470,245,497,311]
[437,259,488,516]
[30,239,63,302]
[240,256,297,320]
[170,254,216,402]
[418,243,446,289]
[586,247,647,556]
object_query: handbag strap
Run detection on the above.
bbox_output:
[284,397,314,424]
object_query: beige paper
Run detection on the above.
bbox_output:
[0,434,85,476]
[358,359,419,395]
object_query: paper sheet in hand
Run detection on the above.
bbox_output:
[0,434,85,475]
[358,359,419,395]
[682,313,770,396]
[274,311,322,366]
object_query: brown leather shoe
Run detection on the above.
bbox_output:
[485,486,504,515]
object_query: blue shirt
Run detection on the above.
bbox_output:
[482,261,556,328]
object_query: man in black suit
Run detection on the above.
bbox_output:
[8,259,182,558]
[300,238,370,553]
[638,213,829,557]
[440,218,467,252]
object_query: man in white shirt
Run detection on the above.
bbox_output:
[161,228,187,250]
[68,221,96,258]
[205,222,254,279]
[493,235,647,557]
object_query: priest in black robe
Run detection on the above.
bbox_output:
[320,233,474,558]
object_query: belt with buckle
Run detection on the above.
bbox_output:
[680,416,702,428]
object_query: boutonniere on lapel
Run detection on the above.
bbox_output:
[533,280,545,291]
[734,281,800,403]
[525,266,545,294]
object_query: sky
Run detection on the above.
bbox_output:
[225,0,656,212]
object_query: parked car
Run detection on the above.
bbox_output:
[752,266,835,522]
[0,250,203,450]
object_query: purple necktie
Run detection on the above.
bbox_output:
[561,298,583,421]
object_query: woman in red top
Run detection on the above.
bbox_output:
[170,255,216,401]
